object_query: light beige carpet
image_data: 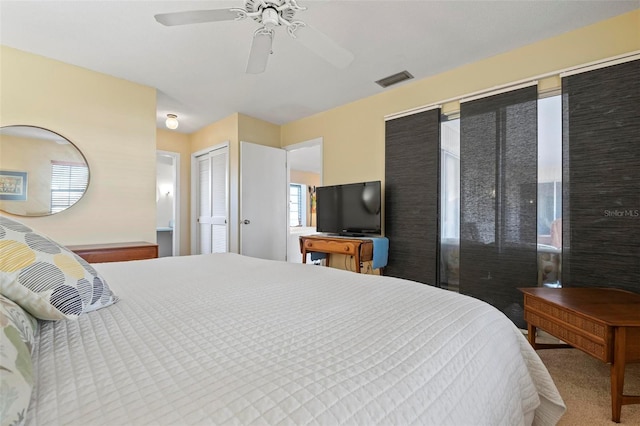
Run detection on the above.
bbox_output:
[537,348,640,425]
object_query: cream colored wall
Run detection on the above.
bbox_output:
[290,169,320,226]
[181,9,638,250]
[156,129,191,255]
[238,113,281,148]
[4,10,636,250]
[281,10,640,192]
[0,46,157,245]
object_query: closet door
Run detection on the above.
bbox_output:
[210,148,229,253]
[196,155,213,254]
[195,147,228,254]
[385,109,441,284]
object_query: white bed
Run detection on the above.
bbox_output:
[24,253,565,425]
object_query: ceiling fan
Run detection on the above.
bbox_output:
[154,0,354,74]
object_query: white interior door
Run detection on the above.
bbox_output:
[195,146,228,254]
[240,141,287,261]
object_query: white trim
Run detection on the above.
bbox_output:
[284,137,323,151]
[560,51,640,77]
[385,104,442,121]
[156,150,180,256]
[460,81,538,104]
[192,141,229,159]
[385,50,640,120]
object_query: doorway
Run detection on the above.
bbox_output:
[286,138,323,263]
[156,150,180,257]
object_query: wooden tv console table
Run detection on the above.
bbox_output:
[520,287,640,423]
[299,235,373,273]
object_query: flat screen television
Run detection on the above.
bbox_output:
[316,180,381,236]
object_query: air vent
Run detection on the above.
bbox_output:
[375,70,414,88]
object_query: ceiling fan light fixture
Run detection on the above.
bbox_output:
[166,114,179,129]
[261,7,279,27]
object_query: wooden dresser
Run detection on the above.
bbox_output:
[67,241,158,263]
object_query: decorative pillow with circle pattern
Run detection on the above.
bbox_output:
[0,216,118,320]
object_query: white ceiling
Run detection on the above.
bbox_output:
[1,1,638,135]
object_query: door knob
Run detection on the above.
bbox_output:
[242,219,250,225]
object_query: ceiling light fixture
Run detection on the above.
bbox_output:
[165,114,179,130]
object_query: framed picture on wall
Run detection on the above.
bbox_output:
[0,170,28,201]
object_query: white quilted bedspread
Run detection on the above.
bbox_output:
[28,253,565,425]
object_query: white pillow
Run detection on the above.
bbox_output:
[0,216,118,320]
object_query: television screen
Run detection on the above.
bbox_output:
[316,181,381,236]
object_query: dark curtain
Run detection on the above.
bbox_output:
[459,86,538,327]
[562,59,640,291]
[385,109,441,284]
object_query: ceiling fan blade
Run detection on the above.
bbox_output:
[295,25,354,69]
[154,9,238,26]
[246,29,274,74]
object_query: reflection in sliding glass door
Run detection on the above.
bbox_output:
[537,95,562,288]
[440,117,460,291]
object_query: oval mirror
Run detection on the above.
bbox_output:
[0,125,90,216]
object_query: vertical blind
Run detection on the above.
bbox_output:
[385,109,441,284]
[562,59,640,291]
[459,86,538,327]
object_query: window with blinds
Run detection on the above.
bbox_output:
[50,161,89,214]
[289,184,303,226]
